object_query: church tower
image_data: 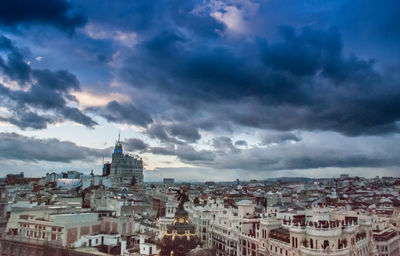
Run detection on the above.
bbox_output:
[159,189,201,256]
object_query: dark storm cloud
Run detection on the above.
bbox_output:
[146,123,200,144]
[149,145,215,162]
[0,35,97,129]
[92,100,152,128]
[167,124,201,142]
[0,0,397,138]
[0,132,107,162]
[147,124,175,143]
[123,138,149,152]
[0,0,87,32]
[234,140,248,147]
[212,136,240,154]
[148,134,400,171]
[120,23,400,136]
[0,111,53,130]
[0,35,31,84]
[261,133,301,145]
[175,145,215,162]
[81,0,223,37]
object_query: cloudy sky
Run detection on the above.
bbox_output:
[0,0,400,181]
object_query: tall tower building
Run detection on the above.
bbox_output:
[110,135,144,188]
[0,181,8,235]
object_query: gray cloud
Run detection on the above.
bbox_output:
[149,145,215,162]
[168,124,201,142]
[147,124,180,144]
[212,136,240,154]
[123,138,149,152]
[0,35,97,129]
[92,100,152,128]
[146,133,400,171]
[0,132,108,163]
[146,123,200,144]
[234,140,248,147]
[261,132,301,145]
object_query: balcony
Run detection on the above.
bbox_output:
[342,224,359,233]
[306,226,342,236]
[355,239,368,248]
[300,246,350,256]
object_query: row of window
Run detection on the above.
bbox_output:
[270,245,288,256]
[19,223,62,232]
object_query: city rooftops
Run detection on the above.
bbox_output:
[269,227,290,243]
[236,199,253,206]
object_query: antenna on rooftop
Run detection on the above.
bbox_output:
[118,132,121,143]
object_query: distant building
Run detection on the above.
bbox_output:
[163,178,174,188]
[0,182,7,235]
[204,181,215,186]
[60,171,83,179]
[6,172,24,185]
[45,172,57,183]
[102,162,111,176]
[340,174,350,180]
[110,137,144,188]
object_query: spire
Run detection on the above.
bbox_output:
[114,132,123,154]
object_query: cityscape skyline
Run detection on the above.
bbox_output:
[1,1,400,255]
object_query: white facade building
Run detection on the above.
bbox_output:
[110,139,144,188]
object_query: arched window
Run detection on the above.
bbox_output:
[323,240,329,250]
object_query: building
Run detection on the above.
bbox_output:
[6,173,25,185]
[0,209,132,256]
[0,182,8,235]
[14,212,102,247]
[373,228,399,256]
[158,189,177,235]
[159,191,201,256]
[103,162,111,176]
[163,178,175,188]
[139,235,158,255]
[110,136,144,188]
[192,201,373,256]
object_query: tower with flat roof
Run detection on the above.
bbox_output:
[110,134,144,188]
